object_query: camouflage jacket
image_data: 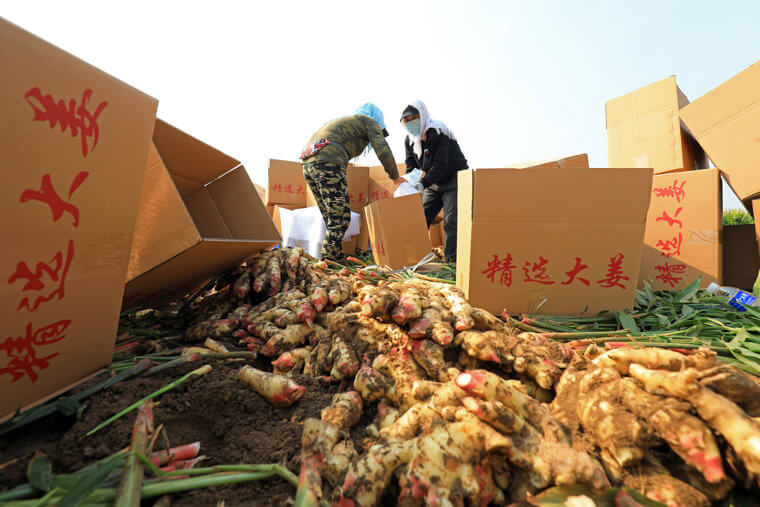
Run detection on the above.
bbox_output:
[303,115,399,180]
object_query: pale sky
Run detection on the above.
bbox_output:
[6,1,759,210]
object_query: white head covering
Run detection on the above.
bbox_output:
[403,100,457,158]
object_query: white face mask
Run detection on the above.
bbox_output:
[405,118,421,136]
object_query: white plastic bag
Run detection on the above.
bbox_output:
[393,168,425,197]
[279,206,360,258]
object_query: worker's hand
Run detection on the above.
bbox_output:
[393,178,405,185]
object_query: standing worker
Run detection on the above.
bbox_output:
[300,103,399,262]
[401,100,468,263]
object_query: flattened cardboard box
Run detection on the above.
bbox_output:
[639,169,721,290]
[266,159,307,206]
[306,165,369,213]
[606,76,706,175]
[681,61,760,201]
[505,153,589,170]
[457,168,652,316]
[0,18,158,419]
[124,121,280,308]
[365,194,432,269]
[723,224,759,291]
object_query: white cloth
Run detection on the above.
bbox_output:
[278,206,360,258]
[403,100,457,158]
[393,168,425,197]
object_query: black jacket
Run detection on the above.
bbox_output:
[404,129,468,189]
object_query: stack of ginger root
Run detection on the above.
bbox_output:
[177,248,760,506]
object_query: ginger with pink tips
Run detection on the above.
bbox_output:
[237,365,305,407]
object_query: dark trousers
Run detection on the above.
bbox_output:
[422,185,457,261]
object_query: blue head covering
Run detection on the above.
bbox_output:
[355,102,386,130]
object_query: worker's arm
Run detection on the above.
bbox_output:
[366,120,399,180]
[404,138,419,172]
[420,130,450,187]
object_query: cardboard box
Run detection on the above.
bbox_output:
[681,61,760,201]
[723,224,760,291]
[506,153,590,170]
[357,208,371,251]
[639,169,722,290]
[606,76,706,175]
[456,168,652,316]
[0,18,158,419]
[306,165,369,213]
[123,121,281,308]
[266,159,307,206]
[365,194,432,268]
[368,164,404,203]
[429,222,443,248]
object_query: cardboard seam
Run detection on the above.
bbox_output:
[688,96,760,137]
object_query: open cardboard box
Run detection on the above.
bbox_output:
[638,169,722,289]
[606,76,706,175]
[123,120,281,308]
[457,167,652,316]
[681,61,760,201]
[0,18,158,419]
[364,193,432,269]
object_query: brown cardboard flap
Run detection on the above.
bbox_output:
[127,145,200,281]
[207,167,280,240]
[365,194,432,269]
[681,61,760,201]
[123,239,277,309]
[1,18,158,418]
[153,119,241,191]
[471,168,652,221]
[184,187,233,239]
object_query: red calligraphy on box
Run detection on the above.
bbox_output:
[561,257,590,286]
[8,240,75,312]
[272,183,283,193]
[522,257,555,285]
[284,184,294,194]
[656,207,684,228]
[652,180,686,203]
[24,87,108,158]
[597,253,629,289]
[654,262,687,288]
[482,253,516,287]
[0,320,71,383]
[296,185,305,195]
[656,233,683,258]
[19,172,89,227]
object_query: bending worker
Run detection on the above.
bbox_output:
[300,103,398,262]
[401,100,468,263]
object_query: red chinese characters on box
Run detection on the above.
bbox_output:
[481,253,631,290]
[651,179,689,288]
[371,241,387,256]
[271,183,306,195]
[0,90,102,384]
